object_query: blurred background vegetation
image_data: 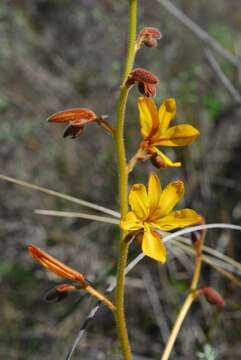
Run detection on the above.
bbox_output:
[0,0,241,359]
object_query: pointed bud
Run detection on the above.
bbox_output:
[137,27,162,49]
[45,283,79,303]
[126,68,159,97]
[48,108,96,139]
[47,108,113,138]
[28,244,86,287]
[47,108,96,124]
[201,287,225,307]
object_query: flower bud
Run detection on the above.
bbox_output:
[201,287,225,307]
[28,244,86,287]
[45,283,79,303]
[47,108,96,124]
[47,108,113,138]
[137,27,162,49]
[126,68,159,97]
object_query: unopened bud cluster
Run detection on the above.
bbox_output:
[136,27,162,49]
[126,68,159,97]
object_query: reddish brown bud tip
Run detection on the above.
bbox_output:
[126,68,159,97]
[201,287,225,307]
[45,284,78,303]
[137,27,162,48]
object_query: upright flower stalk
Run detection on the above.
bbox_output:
[114,1,138,358]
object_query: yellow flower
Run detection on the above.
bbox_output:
[138,97,200,168]
[120,173,202,263]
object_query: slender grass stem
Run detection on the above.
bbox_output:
[34,209,119,225]
[0,174,120,218]
[172,240,241,285]
[114,1,137,359]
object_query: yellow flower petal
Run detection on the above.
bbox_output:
[156,181,184,218]
[138,97,158,139]
[153,147,182,168]
[152,209,202,231]
[148,172,162,213]
[129,184,149,219]
[154,124,200,147]
[120,211,143,231]
[142,228,166,263]
[158,98,176,133]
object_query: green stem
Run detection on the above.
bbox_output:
[122,0,138,84]
[114,1,138,359]
[115,85,129,216]
[115,240,131,359]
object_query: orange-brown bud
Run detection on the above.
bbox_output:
[137,27,162,48]
[45,283,79,303]
[126,68,159,97]
[48,108,96,139]
[28,244,86,287]
[47,108,113,138]
[201,287,225,307]
[48,108,96,124]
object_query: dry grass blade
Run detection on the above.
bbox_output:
[35,209,120,225]
[172,240,241,288]
[156,0,241,69]
[176,236,241,274]
[205,49,241,104]
[141,269,171,343]
[160,223,241,243]
[0,174,120,218]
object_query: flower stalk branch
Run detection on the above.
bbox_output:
[127,148,148,173]
[85,284,116,312]
[28,245,115,311]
